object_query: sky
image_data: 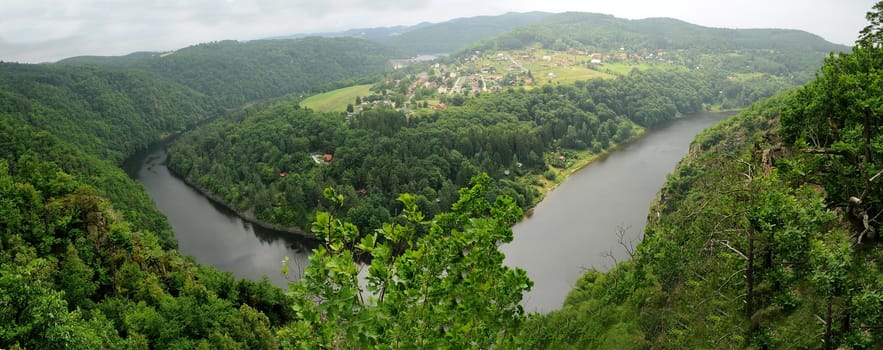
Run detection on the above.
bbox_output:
[0,0,876,63]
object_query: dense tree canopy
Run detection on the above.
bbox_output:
[470,12,846,83]
[279,176,531,348]
[0,63,219,163]
[519,11,883,345]
[61,37,401,109]
[1,36,403,349]
[0,130,294,348]
[0,64,218,248]
[3,4,878,348]
[781,39,883,244]
[167,67,723,233]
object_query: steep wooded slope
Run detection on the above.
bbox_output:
[520,42,883,348]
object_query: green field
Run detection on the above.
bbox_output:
[521,50,613,85]
[598,62,653,75]
[529,65,613,85]
[301,84,373,112]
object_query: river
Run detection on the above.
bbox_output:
[502,112,730,312]
[123,144,318,287]
[125,111,730,310]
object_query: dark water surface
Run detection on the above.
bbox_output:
[124,143,317,288]
[125,111,730,306]
[502,112,731,312]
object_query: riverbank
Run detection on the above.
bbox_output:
[129,111,731,305]
[535,110,740,198]
[504,111,734,312]
[165,126,650,233]
[165,163,317,239]
[156,113,727,240]
[531,127,648,201]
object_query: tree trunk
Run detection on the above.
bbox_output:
[824,298,833,350]
[745,229,755,319]
[864,111,873,164]
[745,227,756,347]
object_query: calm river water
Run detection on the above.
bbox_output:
[502,112,730,312]
[125,111,730,311]
[123,146,318,287]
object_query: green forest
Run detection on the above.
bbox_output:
[0,36,405,348]
[167,68,725,232]
[470,12,844,84]
[517,10,883,347]
[270,12,552,55]
[3,4,883,349]
[59,37,402,109]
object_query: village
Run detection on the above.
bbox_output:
[295,42,697,125]
[346,46,683,115]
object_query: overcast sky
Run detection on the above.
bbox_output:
[0,0,876,63]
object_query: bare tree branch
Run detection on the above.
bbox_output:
[714,239,749,260]
[615,224,637,259]
[859,167,883,202]
[603,247,618,266]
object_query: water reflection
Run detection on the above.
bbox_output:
[124,143,317,288]
[125,112,731,309]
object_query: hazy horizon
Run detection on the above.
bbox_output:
[1,0,874,63]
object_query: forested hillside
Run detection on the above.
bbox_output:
[471,12,847,83]
[0,62,223,249]
[377,12,551,54]
[0,36,402,250]
[0,63,219,163]
[61,37,402,108]
[518,11,883,348]
[2,3,880,348]
[1,36,402,348]
[167,68,719,232]
[0,118,296,348]
[271,12,552,55]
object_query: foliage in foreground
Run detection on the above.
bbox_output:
[0,150,293,349]
[278,174,532,348]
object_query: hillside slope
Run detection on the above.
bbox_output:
[0,29,403,350]
[60,37,402,108]
[378,12,552,54]
[0,117,295,348]
[271,12,552,55]
[520,39,883,348]
[0,63,219,163]
[470,12,848,83]
[0,62,225,249]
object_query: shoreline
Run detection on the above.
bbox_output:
[523,110,738,215]
[165,163,317,239]
[165,131,648,234]
[158,111,732,238]
[528,127,648,209]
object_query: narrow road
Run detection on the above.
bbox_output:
[451,76,464,94]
